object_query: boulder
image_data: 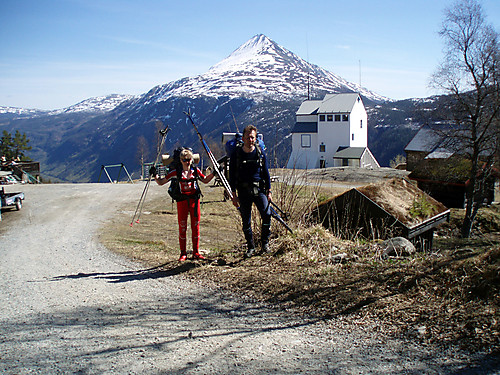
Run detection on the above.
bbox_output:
[382,237,416,257]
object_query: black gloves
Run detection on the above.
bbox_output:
[149,166,157,176]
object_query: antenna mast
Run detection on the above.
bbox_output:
[359,60,361,87]
[306,34,310,100]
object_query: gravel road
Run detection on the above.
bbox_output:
[0,183,495,374]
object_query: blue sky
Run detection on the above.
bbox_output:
[1,0,499,110]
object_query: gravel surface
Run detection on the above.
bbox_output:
[0,183,496,374]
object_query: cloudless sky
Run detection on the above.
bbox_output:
[1,0,499,110]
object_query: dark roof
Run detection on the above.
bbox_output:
[334,147,366,159]
[404,123,495,158]
[404,124,442,152]
[291,122,318,133]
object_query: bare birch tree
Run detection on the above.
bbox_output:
[430,0,499,238]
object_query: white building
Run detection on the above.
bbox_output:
[286,93,379,169]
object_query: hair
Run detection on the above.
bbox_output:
[243,125,257,137]
[180,149,193,162]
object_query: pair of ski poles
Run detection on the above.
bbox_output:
[130,125,170,226]
[185,109,293,234]
[268,201,293,233]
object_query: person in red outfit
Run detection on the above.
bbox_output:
[152,149,214,261]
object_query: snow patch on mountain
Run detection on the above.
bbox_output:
[0,107,49,116]
[0,94,135,118]
[51,94,135,114]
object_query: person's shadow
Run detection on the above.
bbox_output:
[51,262,197,284]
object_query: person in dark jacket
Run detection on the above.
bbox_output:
[229,125,272,258]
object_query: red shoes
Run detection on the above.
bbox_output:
[192,252,205,260]
[178,252,205,261]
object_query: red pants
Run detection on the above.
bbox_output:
[176,198,200,254]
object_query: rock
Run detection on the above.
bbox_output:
[382,237,416,257]
[328,252,359,263]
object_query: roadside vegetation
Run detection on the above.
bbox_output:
[100,170,499,354]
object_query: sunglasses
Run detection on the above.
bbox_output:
[182,159,191,162]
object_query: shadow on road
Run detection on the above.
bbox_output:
[50,262,198,283]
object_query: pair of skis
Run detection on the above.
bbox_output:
[130,124,170,226]
[185,109,293,234]
[184,110,234,200]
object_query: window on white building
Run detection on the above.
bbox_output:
[352,133,355,141]
[342,114,349,122]
[335,114,341,122]
[319,115,325,122]
[327,114,333,121]
[301,134,311,148]
[319,143,326,152]
[360,119,363,128]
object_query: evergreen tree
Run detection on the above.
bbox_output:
[0,130,32,161]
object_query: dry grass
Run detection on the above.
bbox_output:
[357,178,448,225]
[100,175,500,355]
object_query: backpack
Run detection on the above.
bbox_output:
[225,132,242,157]
[224,132,266,158]
[166,147,201,202]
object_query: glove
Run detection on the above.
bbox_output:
[149,166,157,176]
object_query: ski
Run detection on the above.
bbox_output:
[269,202,293,233]
[184,109,234,200]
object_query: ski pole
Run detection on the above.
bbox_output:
[131,125,169,225]
[184,109,234,200]
[130,124,170,226]
[270,201,289,220]
[268,202,293,234]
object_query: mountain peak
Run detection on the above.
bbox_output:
[237,34,274,53]
[150,34,387,103]
[208,34,279,73]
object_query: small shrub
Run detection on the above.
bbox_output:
[409,194,434,219]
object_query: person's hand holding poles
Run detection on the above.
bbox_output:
[267,190,272,202]
[149,166,157,179]
[231,191,240,208]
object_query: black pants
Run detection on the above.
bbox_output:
[238,189,271,250]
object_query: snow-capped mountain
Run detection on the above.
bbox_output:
[0,106,48,116]
[52,94,135,114]
[0,94,133,119]
[143,34,387,104]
